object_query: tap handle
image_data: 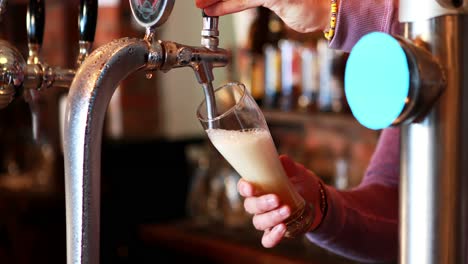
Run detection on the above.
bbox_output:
[77,0,97,66]
[201,10,217,18]
[27,0,45,47]
[79,0,98,43]
[201,10,219,29]
[201,10,219,49]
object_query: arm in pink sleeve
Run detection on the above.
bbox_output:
[329,0,400,52]
[304,0,401,261]
[306,128,400,262]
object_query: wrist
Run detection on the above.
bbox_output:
[308,181,329,232]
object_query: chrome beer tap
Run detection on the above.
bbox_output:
[0,0,96,110]
[0,0,97,194]
[345,0,468,263]
[63,1,229,263]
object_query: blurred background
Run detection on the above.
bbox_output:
[0,0,379,263]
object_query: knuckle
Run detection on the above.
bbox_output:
[252,217,263,230]
[243,198,255,214]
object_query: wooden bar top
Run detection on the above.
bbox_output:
[139,220,359,264]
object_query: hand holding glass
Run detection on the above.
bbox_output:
[197,82,314,237]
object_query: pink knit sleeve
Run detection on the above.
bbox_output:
[329,0,400,52]
[302,1,401,261]
[306,128,400,262]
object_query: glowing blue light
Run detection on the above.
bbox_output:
[345,32,410,130]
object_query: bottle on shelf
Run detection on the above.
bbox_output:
[263,10,286,110]
[246,7,270,106]
[298,45,319,112]
[317,39,348,113]
[263,44,281,109]
[279,39,302,112]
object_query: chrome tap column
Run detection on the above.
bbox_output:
[63,1,229,263]
[345,0,468,263]
[399,1,468,263]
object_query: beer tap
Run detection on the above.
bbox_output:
[0,0,97,111]
[63,0,229,263]
[24,0,75,95]
[345,0,467,263]
[0,0,97,194]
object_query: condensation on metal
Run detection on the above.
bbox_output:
[64,38,150,264]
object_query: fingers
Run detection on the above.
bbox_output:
[279,155,298,179]
[243,194,279,214]
[195,0,220,8]
[200,0,265,16]
[237,178,258,197]
[252,205,290,230]
[280,154,311,182]
[262,224,286,248]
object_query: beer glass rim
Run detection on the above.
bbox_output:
[197,82,247,123]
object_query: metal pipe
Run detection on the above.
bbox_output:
[63,38,153,264]
[50,67,76,89]
[399,14,468,264]
[63,35,228,264]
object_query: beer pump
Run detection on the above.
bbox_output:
[63,0,229,263]
[0,0,97,194]
[345,1,468,263]
[0,0,96,110]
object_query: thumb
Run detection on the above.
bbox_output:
[279,155,298,179]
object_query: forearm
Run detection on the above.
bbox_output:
[307,128,401,262]
[330,0,400,52]
[307,184,398,262]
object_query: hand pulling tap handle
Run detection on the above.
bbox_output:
[26,0,45,55]
[77,0,98,66]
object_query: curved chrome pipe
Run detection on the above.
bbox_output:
[63,37,151,264]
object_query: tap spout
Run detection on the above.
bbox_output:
[63,37,155,264]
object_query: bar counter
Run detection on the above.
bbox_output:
[139,220,360,264]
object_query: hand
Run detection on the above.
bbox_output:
[195,0,331,33]
[237,155,322,248]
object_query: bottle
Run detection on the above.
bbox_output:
[263,11,286,110]
[317,39,347,113]
[246,7,270,106]
[299,46,319,112]
[263,44,282,109]
[279,39,301,112]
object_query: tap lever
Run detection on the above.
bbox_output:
[27,0,45,47]
[79,0,98,43]
[26,0,45,65]
[77,0,98,66]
